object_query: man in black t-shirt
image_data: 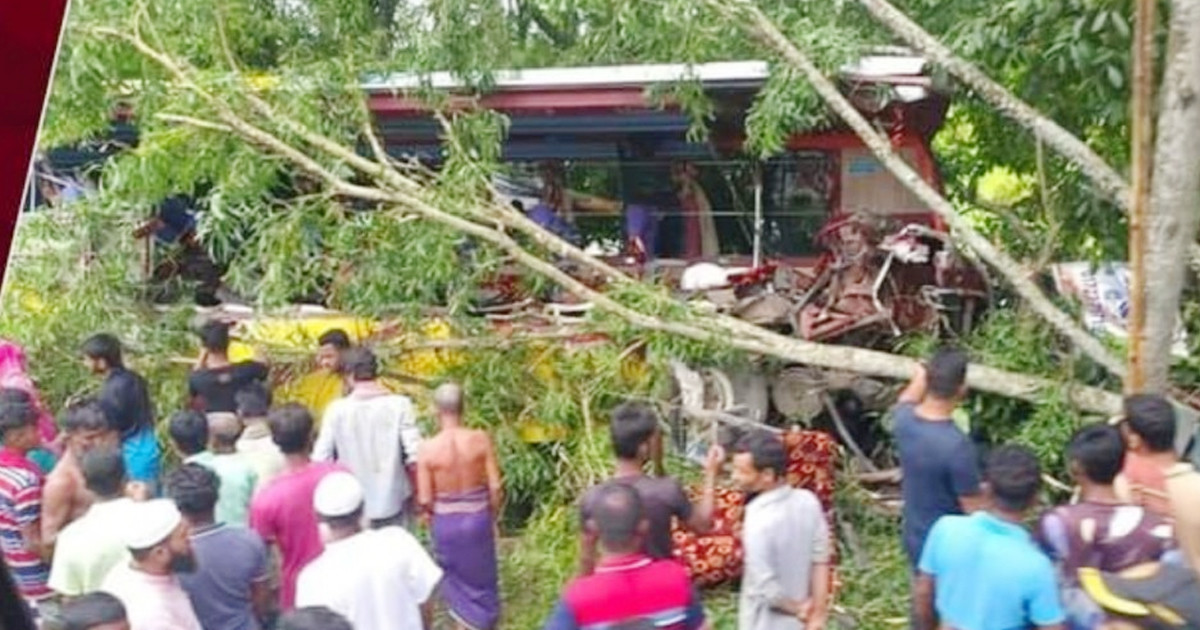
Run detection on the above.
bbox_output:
[188,320,269,414]
[577,402,723,575]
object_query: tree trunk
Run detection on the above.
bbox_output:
[852,0,1132,211]
[1126,0,1157,392]
[703,0,1127,379]
[1142,0,1200,393]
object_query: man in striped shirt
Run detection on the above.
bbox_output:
[0,388,52,612]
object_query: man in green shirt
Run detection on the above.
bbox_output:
[168,411,257,527]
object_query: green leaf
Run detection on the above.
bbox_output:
[1105,64,1124,89]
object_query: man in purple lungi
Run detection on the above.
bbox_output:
[417,383,503,630]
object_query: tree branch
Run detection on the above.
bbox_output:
[701,0,1127,379]
[851,0,1133,211]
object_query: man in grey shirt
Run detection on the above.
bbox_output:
[732,433,832,630]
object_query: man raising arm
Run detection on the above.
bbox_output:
[578,402,722,575]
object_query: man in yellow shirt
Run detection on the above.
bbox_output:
[275,330,351,427]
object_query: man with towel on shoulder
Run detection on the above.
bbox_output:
[417,383,503,630]
[100,499,202,630]
[296,471,442,630]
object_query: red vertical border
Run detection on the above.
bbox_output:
[0,0,72,286]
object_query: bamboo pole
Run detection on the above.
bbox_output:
[1127,0,1156,393]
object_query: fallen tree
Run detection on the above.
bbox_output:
[83,21,1125,415]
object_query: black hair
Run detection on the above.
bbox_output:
[317,329,351,350]
[1067,424,1126,485]
[734,431,787,478]
[609,402,658,460]
[1124,394,1177,453]
[926,346,969,399]
[340,347,378,381]
[985,445,1042,512]
[198,320,231,353]
[59,398,112,434]
[59,592,127,630]
[591,482,644,548]
[278,607,354,630]
[166,463,220,517]
[168,410,209,456]
[0,389,36,439]
[235,383,272,418]
[81,333,124,369]
[81,448,126,498]
[268,403,314,455]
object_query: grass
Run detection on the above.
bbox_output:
[495,478,912,630]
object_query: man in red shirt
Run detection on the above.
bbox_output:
[248,404,344,612]
[545,483,708,630]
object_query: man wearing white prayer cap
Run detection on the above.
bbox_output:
[296,471,443,630]
[99,499,202,630]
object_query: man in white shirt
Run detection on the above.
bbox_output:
[48,448,137,597]
[101,499,203,630]
[313,348,423,528]
[295,471,442,630]
[732,433,832,630]
[234,384,285,489]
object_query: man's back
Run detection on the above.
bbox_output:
[179,523,268,630]
[894,403,981,563]
[100,367,153,437]
[42,452,92,542]
[314,392,418,520]
[422,428,490,495]
[249,461,341,610]
[580,476,692,562]
[295,527,442,630]
[545,556,702,630]
[187,452,257,527]
[1037,502,1174,581]
[188,362,269,414]
[919,512,1063,630]
[48,497,136,596]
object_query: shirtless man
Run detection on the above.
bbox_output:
[41,399,120,552]
[417,383,502,630]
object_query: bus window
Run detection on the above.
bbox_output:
[763,151,836,258]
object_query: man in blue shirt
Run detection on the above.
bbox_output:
[915,445,1066,630]
[893,347,984,567]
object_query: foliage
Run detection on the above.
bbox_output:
[890,0,1172,263]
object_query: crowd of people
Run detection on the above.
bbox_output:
[0,319,1197,630]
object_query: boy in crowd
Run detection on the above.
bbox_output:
[916,445,1065,630]
[1037,425,1175,629]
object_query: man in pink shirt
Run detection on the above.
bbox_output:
[249,404,343,612]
